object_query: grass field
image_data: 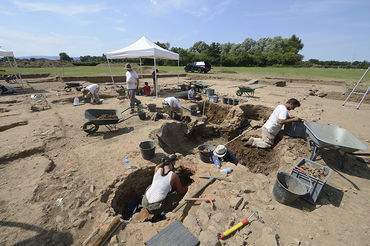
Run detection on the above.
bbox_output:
[1,65,369,84]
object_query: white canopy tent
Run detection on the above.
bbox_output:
[105,36,180,97]
[0,48,24,88]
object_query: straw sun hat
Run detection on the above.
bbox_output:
[213,145,227,158]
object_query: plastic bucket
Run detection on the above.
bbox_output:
[233,99,239,106]
[190,105,199,116]
[147,104,157,112]
[205,88,215,96]
[139,141,156,160]
[84,97,91,103]
[198,144,215,163]
[223,98,229,104]
[272,172,308,204]
[138,111,146,120]
[228,98,234,105]
[209,95,219,103]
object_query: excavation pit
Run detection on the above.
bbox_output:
[110,164,195,220]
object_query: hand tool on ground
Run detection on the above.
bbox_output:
[296,166,307,174]
[218,210,264,239]
[173,176,229,212]
[93,215,122,246]
[184,195,215,209]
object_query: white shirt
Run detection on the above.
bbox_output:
[188,89,195,99]
[126,70,139,90]
[86,84,99,93]
[163,97,181,109]
[264,104,289,135]
[145,168,173,203]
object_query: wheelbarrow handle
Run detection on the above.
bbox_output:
[121,107,131,114]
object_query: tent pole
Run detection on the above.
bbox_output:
[154,56,158,98]
[106,57,115,86]
[13,58,24,89]
[177,59,180,84]
[139,58,143,79]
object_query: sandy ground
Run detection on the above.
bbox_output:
[0,75,369,246]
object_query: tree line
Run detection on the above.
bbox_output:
[39,35,370,69]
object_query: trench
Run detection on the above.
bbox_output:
[110,165,195,220]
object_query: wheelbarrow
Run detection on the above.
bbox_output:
[82,107,146,134]
[304,122,368,168]
[236,86,266,97]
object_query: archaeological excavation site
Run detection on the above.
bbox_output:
[1,73,369,246]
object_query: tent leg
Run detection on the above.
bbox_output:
[107,58,115,86]
[154,57,158,98]
[177,59,180,84]
[139,58,143,79]
[13,58,24,89]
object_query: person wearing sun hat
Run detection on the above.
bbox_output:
[212,145,238,166]
[188,84,196,100]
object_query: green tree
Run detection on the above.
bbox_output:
[189,41,209,53]
[59,52,72,62]
[155,41,170,50]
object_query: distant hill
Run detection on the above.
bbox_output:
[16,56,79,60]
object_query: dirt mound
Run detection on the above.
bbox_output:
[227,135,311,175]
[0,59,74,68]
[213,69,237,74]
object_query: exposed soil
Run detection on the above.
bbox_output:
[0,75,369,246]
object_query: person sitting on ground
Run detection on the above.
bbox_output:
[81,84,101,104]
[188,85,196,100]
[142,82,151,96]
[142,155,188,216]
[162,96,183,120]
[212,145,239,166]
[245,98,303,149]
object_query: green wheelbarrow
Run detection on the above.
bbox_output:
[82,107,145,134]
[236,85,266,97]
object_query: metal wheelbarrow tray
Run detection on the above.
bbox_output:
[304,122,368,165]
[82,108,145,134]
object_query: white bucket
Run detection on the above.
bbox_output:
[73,97,80,106]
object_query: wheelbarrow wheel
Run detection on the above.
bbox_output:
[236,90,242,96]
[82,122,99,134]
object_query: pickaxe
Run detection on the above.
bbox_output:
[173,176,229,212]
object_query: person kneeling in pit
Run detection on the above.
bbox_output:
[142,155,188,216]
[81,84,101,104]
[212,145,239,167]
[162,96,183,120]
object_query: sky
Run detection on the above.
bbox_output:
[0,0,369,61]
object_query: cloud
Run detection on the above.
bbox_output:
[150,0,158,5]
[113,27,127,33]
[11,0,105,16]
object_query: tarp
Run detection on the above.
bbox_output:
[105,36,179,60]
[0,48,14,57]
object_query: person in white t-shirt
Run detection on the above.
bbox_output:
[245,98,303,148]
[81,83,100,103]
[162,97,183,120]
[125,64,141,113]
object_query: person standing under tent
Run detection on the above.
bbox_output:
[125,63,141,113]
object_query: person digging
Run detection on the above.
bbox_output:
[245,98,303,148]
[162,96,183,120]
[142,155,188,219]
[212,145,239,167]
[81,83,101,104]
